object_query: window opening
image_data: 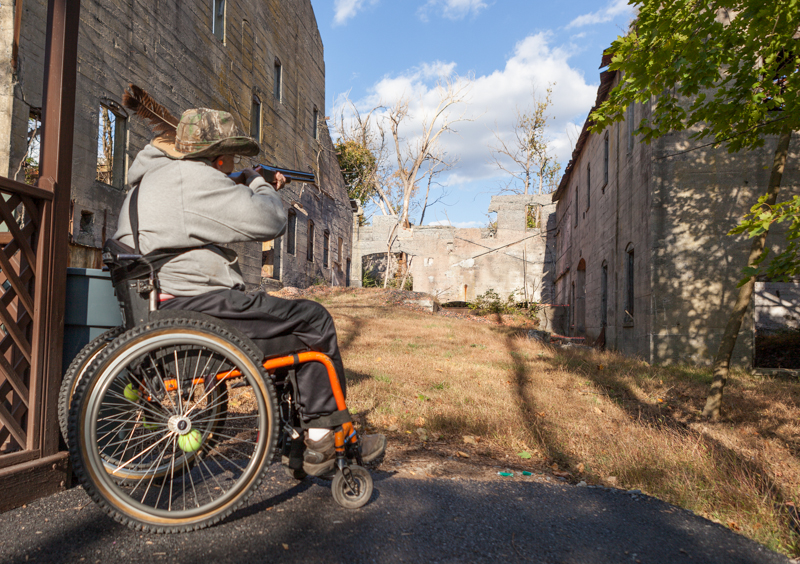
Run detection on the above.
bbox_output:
[212,0,225,42]
[570,281,576,333]
[307,220,315,262]
[574,185,578,226]
[625,246,635,324]
[627,103,635,155]
[274,59,282,102]
[261,240,276,279]
[287,210,296,255]
[603,131,609,191]
[526,205,540,229]
[250,94,261,143]
[96,104,127,188]
[323,230,330,268]
[79,210,94,235]
[576,259,586,334]
[601,262,608,327]
[313,106,319,140]
[586,163,591,210]
[23,109,41,185]
[346,258,351,287]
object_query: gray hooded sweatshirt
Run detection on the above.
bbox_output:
[114,144,287,296]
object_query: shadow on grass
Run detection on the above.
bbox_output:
[535,343,799,551]
[486,315,574,469]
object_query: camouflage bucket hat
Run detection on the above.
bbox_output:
[152,108,260,160]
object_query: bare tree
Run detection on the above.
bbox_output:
[417,151,455,226]
[333,97,397,217]
[489,85,559,195]
[384,77,471,228]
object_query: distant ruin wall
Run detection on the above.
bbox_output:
[352,194,557,304]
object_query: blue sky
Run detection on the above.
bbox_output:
[309,0,636,227]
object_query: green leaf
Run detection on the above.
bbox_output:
[517,451,532,459]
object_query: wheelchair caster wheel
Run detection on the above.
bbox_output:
[331,465,373,509]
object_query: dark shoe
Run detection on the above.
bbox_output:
[303,433,336,476]
[359,433,386,464]
[281,437,308,480]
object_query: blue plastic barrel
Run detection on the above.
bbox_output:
[62,268,122,374]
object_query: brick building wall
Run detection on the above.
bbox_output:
[1,0,352,289]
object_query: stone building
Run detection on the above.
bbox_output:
[552,65,800,365]
[352,194,563,327]
[0,0,352,289]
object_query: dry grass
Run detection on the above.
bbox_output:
[292,287,800,557]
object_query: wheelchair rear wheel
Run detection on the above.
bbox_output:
[58,326,125,446]
[68,317,278,533]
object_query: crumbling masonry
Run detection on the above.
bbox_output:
[352,194,566,331]
[0,0,353,289]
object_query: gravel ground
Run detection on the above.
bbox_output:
[0,465,790,564]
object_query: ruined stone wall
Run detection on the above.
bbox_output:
[555,70,800,365]
[649,130,799,364]
[554,84,654,357]
[4,0,352,289]
[353,194,557,305]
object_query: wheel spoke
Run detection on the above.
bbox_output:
[72,323,275,531]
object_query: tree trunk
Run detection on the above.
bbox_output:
[400,255,414,291]
[702,127,792,420]
[383,223,399,289]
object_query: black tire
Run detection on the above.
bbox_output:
[60,326,229,483]
[331,465,373,509]
[68,317,278,533]
[59,326,125,445]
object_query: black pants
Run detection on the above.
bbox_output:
[160,289,345,422]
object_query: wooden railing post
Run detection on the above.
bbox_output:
[31,0,81,457]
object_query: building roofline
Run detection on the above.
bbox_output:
[552,64,617,203]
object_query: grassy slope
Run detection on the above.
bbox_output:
[298,287,800,556]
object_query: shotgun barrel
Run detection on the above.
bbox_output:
[229,164,316,186]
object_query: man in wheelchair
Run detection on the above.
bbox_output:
[112,107,386,477]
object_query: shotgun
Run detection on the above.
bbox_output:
[229,164,316,187]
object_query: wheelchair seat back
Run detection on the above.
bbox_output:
[103,238,156,329]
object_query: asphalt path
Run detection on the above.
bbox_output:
[0,466,790,564]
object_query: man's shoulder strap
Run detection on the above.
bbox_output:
[129,184,142,255]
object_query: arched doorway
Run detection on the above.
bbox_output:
[576,258,586,336]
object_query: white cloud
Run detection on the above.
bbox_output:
[333,0,378,26]
[567,0,634,29]
[345,32,598,192]
[418,0,488,21]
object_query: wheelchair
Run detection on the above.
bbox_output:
[63,239,374,533]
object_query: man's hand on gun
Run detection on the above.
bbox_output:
[232,166,286,190]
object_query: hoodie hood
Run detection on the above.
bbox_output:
[127,143,175,188]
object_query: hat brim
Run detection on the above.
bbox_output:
[152,134,260,160]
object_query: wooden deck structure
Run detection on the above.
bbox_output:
[0,0,80,510]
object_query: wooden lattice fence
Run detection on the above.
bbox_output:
[0,0,79,510]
